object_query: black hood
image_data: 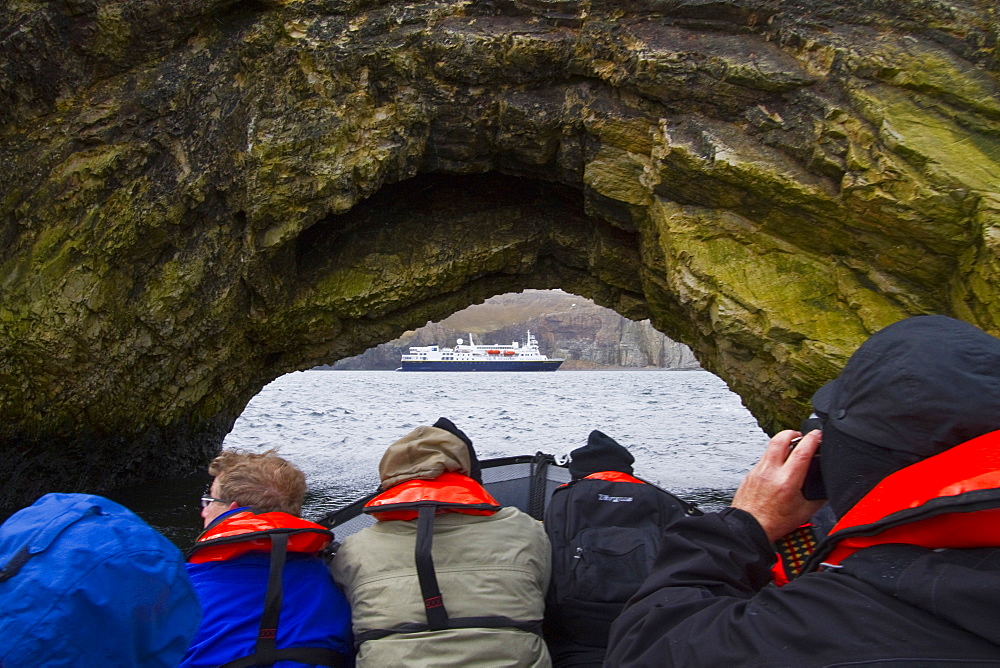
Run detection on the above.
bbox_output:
[811,315,1000,516]
[811,315,1000,458]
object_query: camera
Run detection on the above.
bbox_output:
[790,415,826,501]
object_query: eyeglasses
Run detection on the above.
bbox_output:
[200,496,228,509]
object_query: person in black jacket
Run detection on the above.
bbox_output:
[544,430,697,667]
[605,315,1000,667]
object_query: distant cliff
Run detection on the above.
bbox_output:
[329,291,700,370]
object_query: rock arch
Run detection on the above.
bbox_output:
[1,0,998,507]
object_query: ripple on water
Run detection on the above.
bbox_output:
[222,370,766,512]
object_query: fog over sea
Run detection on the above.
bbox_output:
[113,369,768,546]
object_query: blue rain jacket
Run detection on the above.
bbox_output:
[0,493,201,667]
[182,509,353,668]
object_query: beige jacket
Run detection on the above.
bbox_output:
[330,425,552,667]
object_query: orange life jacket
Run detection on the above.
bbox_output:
[582,471,647,485]
[554,470,649,490]
[358,473,535,642]
[186,509,343,668]
[364,471,501,521]
[187,509,332,564]
[802,429,1000,573]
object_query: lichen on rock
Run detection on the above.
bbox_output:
[1,0,998,507]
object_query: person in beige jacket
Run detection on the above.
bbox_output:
[330,417,552,667]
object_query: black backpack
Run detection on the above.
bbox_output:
[543,476,699,652]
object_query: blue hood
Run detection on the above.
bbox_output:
[0,493,201,666]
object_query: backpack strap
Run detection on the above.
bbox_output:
[219,532,344,668]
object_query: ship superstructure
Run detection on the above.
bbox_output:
[398,331,564,371]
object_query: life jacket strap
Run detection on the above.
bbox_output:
[415,504,449,630]
[354,617,544,646]
[219,532,344,668]
[258,531,287,655]
[221,647,345,668]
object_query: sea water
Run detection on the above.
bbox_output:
[112,369,769,546]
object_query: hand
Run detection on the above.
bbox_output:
[731,429,826,542]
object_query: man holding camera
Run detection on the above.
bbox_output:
[606,315,1000,666]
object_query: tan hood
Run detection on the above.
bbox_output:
[378,425,471,490]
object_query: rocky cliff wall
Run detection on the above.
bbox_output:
[525,310,701,369]
[1,0,998,506]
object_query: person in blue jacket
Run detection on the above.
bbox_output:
[182,449,353,668]
[0,493,201,667]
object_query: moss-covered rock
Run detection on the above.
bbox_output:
[1,0,998,507]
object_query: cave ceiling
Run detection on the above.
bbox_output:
[1,0,998,507]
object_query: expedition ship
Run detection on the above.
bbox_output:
[398,331,564,371]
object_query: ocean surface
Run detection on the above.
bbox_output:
[111,369,769,546]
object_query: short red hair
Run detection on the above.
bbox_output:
[208,449,306,516]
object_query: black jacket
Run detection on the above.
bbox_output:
[605,433,1000,667]
[543,473,696,667]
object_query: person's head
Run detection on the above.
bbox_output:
[201,449,307,527]
[811,315,1000,516]
[569,430,635,479]
[378,417,480,490]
